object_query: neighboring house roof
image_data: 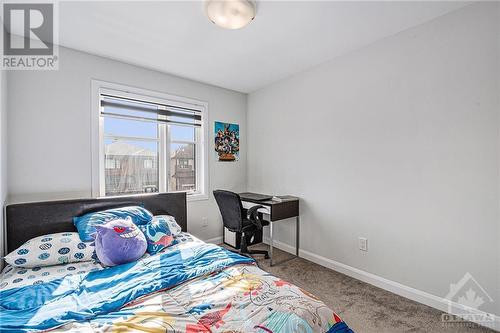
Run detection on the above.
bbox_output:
[105,141,156,157]
[171,144,194,159]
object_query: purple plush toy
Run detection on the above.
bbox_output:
[93,217,147,266]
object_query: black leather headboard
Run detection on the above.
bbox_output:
[6,192,187,253]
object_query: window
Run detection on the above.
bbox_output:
[169,124,197,192]
[105,158,120,169]
[92,82,208,200]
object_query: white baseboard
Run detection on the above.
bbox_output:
[263,237,500,331]
[204,236,223,245]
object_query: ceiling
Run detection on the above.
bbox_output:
[16,1,471,93]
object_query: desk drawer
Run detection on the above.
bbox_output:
[242,201,271,215]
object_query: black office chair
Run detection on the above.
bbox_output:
[213,190,269,259]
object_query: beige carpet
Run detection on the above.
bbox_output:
[233,244,495,333]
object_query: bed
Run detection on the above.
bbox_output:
[1,193,353,333]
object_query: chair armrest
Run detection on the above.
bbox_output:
[247,205,264,229]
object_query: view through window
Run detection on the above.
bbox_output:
[169,124,197,192]
[100,94,203,197]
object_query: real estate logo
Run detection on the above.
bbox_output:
[441,272,495,329]
[1,2,58,70]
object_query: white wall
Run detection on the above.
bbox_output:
[248,2,500,316]
[7,46,247,242]
[0,69,7,265]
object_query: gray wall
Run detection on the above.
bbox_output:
[248,3,499,315]
[0,70,7,266]
[7,46,247,242]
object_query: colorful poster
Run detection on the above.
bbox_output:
[214,121,239,162]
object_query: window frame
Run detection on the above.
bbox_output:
[91,80,209,201]
[168,127,198,193]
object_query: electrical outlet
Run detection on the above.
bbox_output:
[201,217,209,228]
[359,237,368,251]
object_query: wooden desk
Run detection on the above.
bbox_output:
[239,192,300,266]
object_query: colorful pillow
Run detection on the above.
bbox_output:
[139,218,175,255]
[152,215,182,236]
[4,232,95,268]
[73,206,153,242]
[93,217,147,267]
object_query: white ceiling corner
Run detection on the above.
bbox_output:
[19,1,472,93]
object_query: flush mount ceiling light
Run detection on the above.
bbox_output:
[205,0,256,30]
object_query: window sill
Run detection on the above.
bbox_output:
[187,193,209,202]
[95,191,208,201]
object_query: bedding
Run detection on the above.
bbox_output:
[0,234,353,333]
[0,260,103,290]
[4,232,95,268]
[73,205,153,242]
[0,233,195,291]
[152,214,183,235]
[139,215,175,254]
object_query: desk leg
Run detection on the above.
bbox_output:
[269,222,274,266]
[296,216,300,257]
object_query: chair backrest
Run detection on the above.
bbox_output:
[213,190,243,232]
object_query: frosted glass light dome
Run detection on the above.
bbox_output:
[206,0,256,30]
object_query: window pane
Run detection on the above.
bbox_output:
[170,125,195,142]
[169,143,196,192]
[104,117,158,139]
[104,139,159,196]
